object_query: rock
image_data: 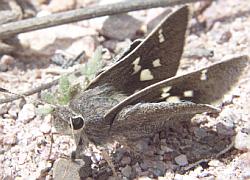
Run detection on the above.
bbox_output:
[102,14,142,41]
[0,63,8,72]
[135,139,150,153]
[216,122,235,136]
[140,159,153,171]
[242,168,250,179]
[120,156,131,166]
[66,36,99,58]
[40,122,51,134]
[102,40,118,52]
[40,115,52,133]
[174,154,188,166]
[218,31,232,44]
[132,162,142,174]
[140,160,166,176]
[174,174,184,180]
[160,144,173,153]
[208,160,223,167]
[193,127,209,139]
[217,108,239,126]
[150,161,166,177]
[1,55,15,66]
[121,165,132,178]
[162,171,175,179]
[137,177,151,180]
[8,104,19,118]
[108,176,121,180]
[17,104,36,123]
[147,9,172,34]
[48,0,76,12]
[234,131,250,151]
[3,133,17,145]
[191,114,208,125]
[18,152,28,165]
[0,104,10,115]
[113,148,127,163]
[216,108,239,136]
[53,158,91,179]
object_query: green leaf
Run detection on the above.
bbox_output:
[59,75,70,95]
[41,91,56,104]
[81,46,103,81]
[36,104,54,116]
[57,75,72,105]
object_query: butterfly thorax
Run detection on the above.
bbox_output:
[69,85,127,143]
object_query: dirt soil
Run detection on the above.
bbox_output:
[0,0,250,179]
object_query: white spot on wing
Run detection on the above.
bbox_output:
[160,86,172,99]
[162,86,172,93]
[132,57,140,65]
[166,96,181,103]
[200,69,208,80]
[184,90,193,97]
[158,28,165,43]
[132,57,141,74]
[140,69,154,81]
[161,92,170,98]
[152,58,162,67]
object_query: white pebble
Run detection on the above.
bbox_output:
[174,154,188,166]
[17,104,36,123]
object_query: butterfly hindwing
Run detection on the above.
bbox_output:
[105,55,249,122]
[110,102,219,140]
[87,6,189,94]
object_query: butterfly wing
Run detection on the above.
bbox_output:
[87,6,189,94]
[110,102,219,140]
[105,55,249,123]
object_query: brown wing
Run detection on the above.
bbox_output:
[87,6,189,94]
[105,55,249,123]
[110,102,218,140]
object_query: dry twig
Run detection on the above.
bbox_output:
[0,0,205,39]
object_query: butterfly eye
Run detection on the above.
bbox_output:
[71,116,84,130]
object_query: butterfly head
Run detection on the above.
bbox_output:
[52,106,85,134]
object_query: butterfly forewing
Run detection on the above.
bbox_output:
[105,56,249,122]
[87,6,189,94]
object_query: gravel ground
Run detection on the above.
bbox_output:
[0,0,250,179]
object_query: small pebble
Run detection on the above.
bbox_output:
[152,161,166,176]
[3,133,17,145]
[17,104,36,123]
[218,31,232,44]
[8,105,19,118]
[48,0,76,12]
[18,153,28,165]
[174,154,188,166]
[135,139,150,152]
[0,63,8,72]
[234,131,250,151]
[120,156,131,165]
[208,160,223,167]
[53,158,91,179]
[121,165,132,178]
[40,122,51,134]
[102,14,142,40]
[217,108,239,126]
[0,104,10,115]
[160,145,173,153]
[137,177,151,180]
[1,55,15,65]
[216,122,235,136]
